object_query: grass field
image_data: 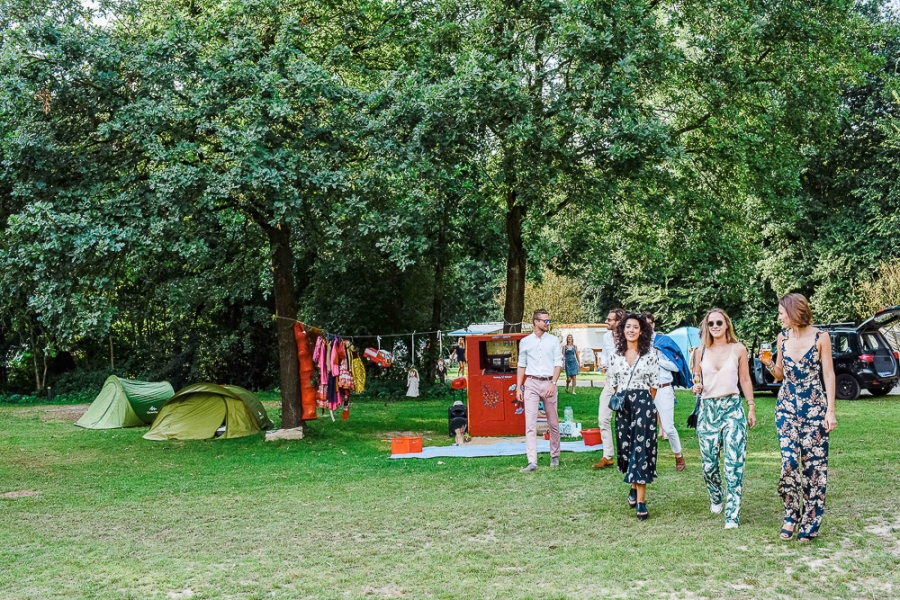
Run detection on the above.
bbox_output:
[1,389,898,599]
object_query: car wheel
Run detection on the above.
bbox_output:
[868,386,893,397]
[836,374,861,400]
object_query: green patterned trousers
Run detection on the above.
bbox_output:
[697,394,748,525]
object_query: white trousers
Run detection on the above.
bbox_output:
[654,385,682,454]
[598,383,615,459]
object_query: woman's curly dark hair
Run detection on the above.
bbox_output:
[615,313,653,356]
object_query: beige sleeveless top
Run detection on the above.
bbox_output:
[701,344,740,399]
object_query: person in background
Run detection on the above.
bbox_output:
[515,309,563,473]
[608,313,659,520]
[436,357,447,385]
[761,293,836,542]
[594,308,626,470]
[642,311,686,472]
[691,308,756,529]
[563,334,581,395]
[454,338,467,377]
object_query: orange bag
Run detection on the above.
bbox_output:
[294,322,318,421]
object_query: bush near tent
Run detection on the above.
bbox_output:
[143,383,273,441]
[75,376,175,429]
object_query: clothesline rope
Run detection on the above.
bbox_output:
[273,314,448,340]
[273,314,532,342]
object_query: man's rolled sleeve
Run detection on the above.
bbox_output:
[517,338,529,370]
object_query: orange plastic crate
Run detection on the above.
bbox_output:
[391,436,423,454]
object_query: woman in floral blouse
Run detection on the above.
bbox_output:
[608,312,659,521]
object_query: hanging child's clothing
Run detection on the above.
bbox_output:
[350,347,366,394]
[407,368,420,398]
[338,341,354,419]
[326,336,341,410]
[313,336,329,409]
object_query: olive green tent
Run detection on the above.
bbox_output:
[143,383,273,441]
[76,375,175,429]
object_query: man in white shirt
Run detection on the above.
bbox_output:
[515,309,563,472]
[593,308,625,469]
[642,311,686,471]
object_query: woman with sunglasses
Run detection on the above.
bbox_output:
[760,293,836,543]
[691,309,756,529]
[608,312,659,520]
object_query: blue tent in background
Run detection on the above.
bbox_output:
[667,326,702,367]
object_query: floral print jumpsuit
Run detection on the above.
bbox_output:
[777,330,829,538]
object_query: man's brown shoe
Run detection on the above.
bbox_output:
[675,454,686,471]
[593,457,614,469]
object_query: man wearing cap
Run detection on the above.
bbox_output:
[516,309,563,472]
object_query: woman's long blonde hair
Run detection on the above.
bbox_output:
[700,308,739,347]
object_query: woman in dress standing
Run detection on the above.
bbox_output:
[454,338,467,377]
[761,293,837,542]
[608,313,659,520]
[691,308,756,529]
[563,334,580,395]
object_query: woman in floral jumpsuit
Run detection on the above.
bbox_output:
[761,293,837,543]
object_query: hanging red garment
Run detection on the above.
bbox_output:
[293,322,318,421]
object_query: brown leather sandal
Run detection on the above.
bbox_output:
[675,454,685,471]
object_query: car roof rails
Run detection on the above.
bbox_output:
[816,322,856,329]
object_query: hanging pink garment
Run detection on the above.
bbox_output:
[313,337,329,409]
[330,338,340,377]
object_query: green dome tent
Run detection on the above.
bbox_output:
[143,383,273,441]
[76,375,175,429]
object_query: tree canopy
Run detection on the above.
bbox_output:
[2,0,899,406]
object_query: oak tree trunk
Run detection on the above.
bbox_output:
[503,191,526,333]
[266,223,303,430]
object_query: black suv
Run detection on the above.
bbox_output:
[752,306,900,400]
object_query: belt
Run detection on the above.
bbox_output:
[659,382,672,388]
[526,375,553,381]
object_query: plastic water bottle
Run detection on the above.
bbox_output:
[564,406,574,423]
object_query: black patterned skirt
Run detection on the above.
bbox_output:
[615,389,658,484]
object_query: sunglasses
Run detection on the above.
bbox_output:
[707,320,725,327]
[536,319,551,324]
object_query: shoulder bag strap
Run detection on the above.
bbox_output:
[622,354,642,391]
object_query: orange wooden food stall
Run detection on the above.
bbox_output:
[465,333,528,436]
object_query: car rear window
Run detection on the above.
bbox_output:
[861,333,883,352]
[832,334,852,355]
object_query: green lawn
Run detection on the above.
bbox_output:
[1,390,898,599]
